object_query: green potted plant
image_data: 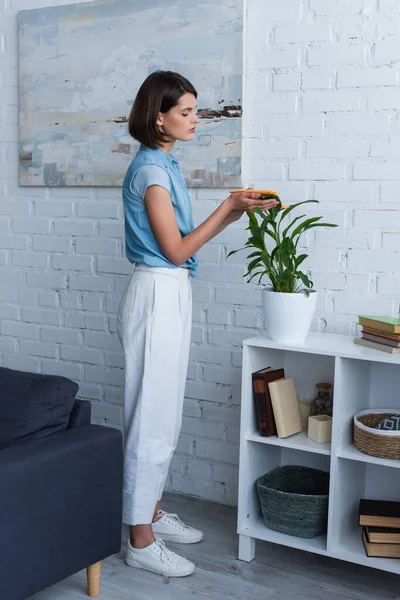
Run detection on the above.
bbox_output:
[227,190,338,343]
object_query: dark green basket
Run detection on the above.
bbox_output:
[256,465,330,538]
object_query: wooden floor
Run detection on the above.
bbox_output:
[32,493,399,600]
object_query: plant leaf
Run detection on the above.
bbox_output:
[247,257,262,273]
[295,253,308,268]
[226,246,247,257]
[246,251,262,259]
[297,271,312,289]
[308,222,338,228]
[247,211,259,227]
[280,199,319,219]
[291,216,322,239]
[282,214,306,238]
[226,249,238,258]
[247,270,265,283]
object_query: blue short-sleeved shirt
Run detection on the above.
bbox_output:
[122,145,198,278]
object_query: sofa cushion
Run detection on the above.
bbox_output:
[0,367,79,449]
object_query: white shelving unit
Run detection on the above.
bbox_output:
[237,332,400,575]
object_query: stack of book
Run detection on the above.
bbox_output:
[251,367,302,439]
[359,499,400,558]
[354,315,400,354]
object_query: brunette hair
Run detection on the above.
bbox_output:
[128,70,198,148]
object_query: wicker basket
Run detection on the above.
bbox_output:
[256,465,330,539]
[353,409,400,460]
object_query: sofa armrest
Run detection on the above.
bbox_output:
[68,398,92,428]
[0,424,123,600]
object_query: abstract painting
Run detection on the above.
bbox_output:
[18,0,243,187]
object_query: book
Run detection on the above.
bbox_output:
[359,499,400,528]
[362,527,400,558]
[365,526,400,544]
[362,326,400,341]
[268,377,302,439]
[354,337,400,354]
[358,315,400,334]
[251,367,284,436]
[362,333,400,348]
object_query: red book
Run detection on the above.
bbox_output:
[362,333,400,348]
[362,327,400,342]
[251,367,285,436]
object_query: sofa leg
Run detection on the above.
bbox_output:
[87,561,102,597]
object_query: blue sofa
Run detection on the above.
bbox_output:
[0,367,123,599]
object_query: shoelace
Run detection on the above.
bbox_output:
[154,538,175,564]
[157,510,188,531]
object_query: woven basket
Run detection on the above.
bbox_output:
[354,409,400,460]
[256,465,330,539]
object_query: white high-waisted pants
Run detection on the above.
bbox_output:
[117,264,192,526]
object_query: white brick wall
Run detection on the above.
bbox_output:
[1,0,400,508]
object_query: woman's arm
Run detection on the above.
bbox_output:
[209,210,245,240]
[144,187,277,266]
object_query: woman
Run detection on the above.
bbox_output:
[118,70,278,578]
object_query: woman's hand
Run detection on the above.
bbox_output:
[209,192,279,240]
[227,191,279,213]
[225,209,245,224]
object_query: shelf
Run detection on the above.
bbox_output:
[338,444,400,469]
[244,332,400,365]
[332,531,400,575]
[246,430,331,456]
[239,331,400,575]
[239,514,328,556]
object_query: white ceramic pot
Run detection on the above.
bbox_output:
[261,288,317,343]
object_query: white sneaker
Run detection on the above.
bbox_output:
[125,538,195,577]
[152,510,204,544]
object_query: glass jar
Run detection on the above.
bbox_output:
[310,382,333,417]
